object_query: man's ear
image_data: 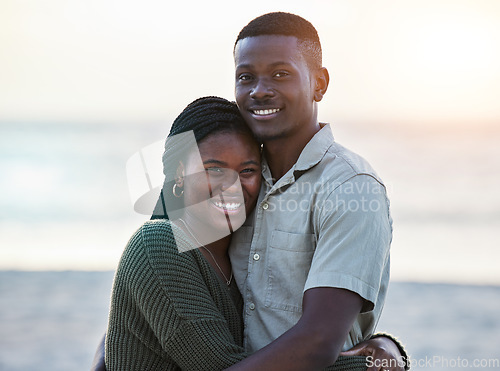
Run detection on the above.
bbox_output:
[175,161,185,188]
[313,67,330,102]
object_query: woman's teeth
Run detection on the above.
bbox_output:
[253,108,280,115]
[213,201,242,210]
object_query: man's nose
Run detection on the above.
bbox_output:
[250,79,275,100]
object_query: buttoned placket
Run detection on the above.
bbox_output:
[241,176,268,347]
[241,163,298,348]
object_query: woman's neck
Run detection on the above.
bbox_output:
[174,217,232,281]
[176,215,231,253]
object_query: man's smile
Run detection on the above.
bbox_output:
[252,108,280,116]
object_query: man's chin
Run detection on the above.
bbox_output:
[255,131,286,143]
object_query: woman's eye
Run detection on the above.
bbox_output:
[206,167,223,174]
[241,168,257,175]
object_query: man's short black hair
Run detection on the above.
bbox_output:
[234,12,322,71]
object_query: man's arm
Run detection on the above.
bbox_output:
[90,333,106,371]
[226,287,363,371]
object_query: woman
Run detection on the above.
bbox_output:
[104,97,407,370]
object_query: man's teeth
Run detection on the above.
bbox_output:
[253,108,280,116]
[214,201,242,210]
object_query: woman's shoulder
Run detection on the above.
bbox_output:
[139,218,174,236]
[129,219,198,264]
[139,219,192,248]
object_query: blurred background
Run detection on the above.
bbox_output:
[1,0,499,370]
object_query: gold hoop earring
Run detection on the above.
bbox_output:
[173,183,184,198]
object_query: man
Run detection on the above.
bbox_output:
[93,12,406,371]
[226,12,404,370]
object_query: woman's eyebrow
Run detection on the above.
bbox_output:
[203,159,227,166]
[241,160,260,166]
[202,159,260,166]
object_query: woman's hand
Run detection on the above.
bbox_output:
[340,336,407,371]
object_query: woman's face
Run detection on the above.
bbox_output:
[180,130,261,234]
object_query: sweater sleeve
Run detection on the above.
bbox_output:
[106,221,249,371]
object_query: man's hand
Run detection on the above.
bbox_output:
[340,336,406,371]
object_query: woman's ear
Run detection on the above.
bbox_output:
[175,161,185,188]
[313,67,330,102]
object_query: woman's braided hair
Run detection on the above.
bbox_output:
[152,96,257,219]
[168,96,250,141]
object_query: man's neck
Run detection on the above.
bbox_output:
[263,122,322,181]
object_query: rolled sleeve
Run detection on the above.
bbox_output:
[304,174,392,312]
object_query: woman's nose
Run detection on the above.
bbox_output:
[221,173,240,193]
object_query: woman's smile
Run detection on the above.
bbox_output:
[181,130,261,234]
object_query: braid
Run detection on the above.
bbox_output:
[151,96,256,220]
[168,96,249,141]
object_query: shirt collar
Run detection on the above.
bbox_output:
[261,123,334,188]
[294,123,334,172]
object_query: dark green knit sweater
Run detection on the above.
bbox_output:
[105,220,368,371]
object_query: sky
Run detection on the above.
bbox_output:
[1,0,500,283]
[1,0,499,126]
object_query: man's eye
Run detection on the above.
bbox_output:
[238,74,252,81]
[274,71,289,78]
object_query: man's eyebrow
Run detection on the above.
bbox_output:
[236,62,294,70]
[268,61,294,68]
[236,63,253,70]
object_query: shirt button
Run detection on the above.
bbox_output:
[262,202,269,210]
[249,303,256,310]
[253,253,260,261]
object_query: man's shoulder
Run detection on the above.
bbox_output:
[319,140,384,187]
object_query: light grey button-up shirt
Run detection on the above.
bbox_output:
[229,123,392,352]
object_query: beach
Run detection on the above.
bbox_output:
[2,1,500,369]
[1,271,499,371]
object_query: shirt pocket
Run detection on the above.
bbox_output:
[265,230,316,312]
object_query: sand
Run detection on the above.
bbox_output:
[1,271,499,371]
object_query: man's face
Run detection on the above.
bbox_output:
[234,35,319,143]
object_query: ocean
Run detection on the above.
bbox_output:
[1,120,499,283]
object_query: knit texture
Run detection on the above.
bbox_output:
[105,220,248,371]
[105,219,369,370]
[325,356,369,371]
